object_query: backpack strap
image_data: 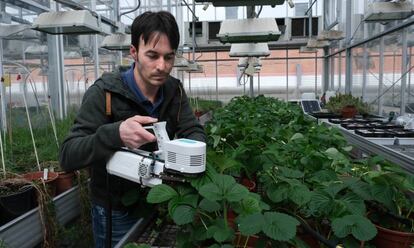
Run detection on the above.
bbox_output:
[105,91,112,117]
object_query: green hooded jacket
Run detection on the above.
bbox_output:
[59,71,205,209]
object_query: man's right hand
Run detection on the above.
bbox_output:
[119,115,158,149]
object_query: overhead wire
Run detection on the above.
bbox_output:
[119,0,141,17]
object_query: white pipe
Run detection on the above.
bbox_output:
[4,61,41,170]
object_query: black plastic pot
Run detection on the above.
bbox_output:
[0,184,36,225]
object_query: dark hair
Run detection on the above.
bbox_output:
[131,11,180,50]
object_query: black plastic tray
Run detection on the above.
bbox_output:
[355,129,395,138]
[367,123,403,129]
[310,112,341,119]
[390,129,414,138]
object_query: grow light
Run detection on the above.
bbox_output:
[24,45,48,56]
[229,43,270,57]
[177,62,204,73]
[0,24,39,40]
[317,30,344,41]
[364,1,414,22]
[101,33,131,50]
[32,10,101,35]
[173,56,189,68]
[299,46,317,53]
[194,0,284,7]
[306,39,329,48]
[217,18,280,44]
[64,51,82,59]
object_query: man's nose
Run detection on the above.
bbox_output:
[156,58,166,71]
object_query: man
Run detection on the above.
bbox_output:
[59,11,205,247]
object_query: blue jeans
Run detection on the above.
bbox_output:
[91,204,139,248]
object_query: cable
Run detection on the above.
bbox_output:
[369,64,414,105]
[182,0,198,22]
[349,20,363,43]
[256,6,263,18]
[119,0,141,18]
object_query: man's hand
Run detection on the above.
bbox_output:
[119,115,158,149]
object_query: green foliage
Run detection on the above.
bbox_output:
[331,215,377,241]
[189,98,223,113]
[4,106,76,173]
[325,93,371,115]
[145,95,414,246]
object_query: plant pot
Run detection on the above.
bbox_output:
[341,106,357,118]
[194,110,204,118]
[55,171,74,195]
[22,171,59,197]
[241,178,257,192]
[233,232,261,248]
[373,224,414,248]
[298,232,320,248]
[227,209,236,229]
[0,180,36,225]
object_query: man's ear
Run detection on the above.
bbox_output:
[130,45,138,59]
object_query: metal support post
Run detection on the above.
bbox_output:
[401,28,408,115]
[345,0,352,94]
[378,36,384,116]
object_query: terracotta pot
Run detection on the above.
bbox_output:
[194,110,204,118]
[227,209,236,229]
[298,233,319,248]
[373,224,414,248]
[22,171,59,197]
[233,233,264,248]
[55,171,74,195]
[241,178,256,192]
[341,106,358,118]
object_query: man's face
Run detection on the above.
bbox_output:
[131,33,175,88]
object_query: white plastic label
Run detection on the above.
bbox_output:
[43,168,48,180]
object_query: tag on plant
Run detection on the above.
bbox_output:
[43,168,49,180]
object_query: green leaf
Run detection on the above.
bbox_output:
[208,219,234,242]
[212,135,221,148]
[225,183,249,202]
[290,133,304,141]
[214,226,233,243]
[238,213,264,236]
[341,193,366,215]
[267,183,289,203]
[121,189,140,207]
[215,174,237,191]
[342,146,353,152]
[332,215,377,241]
[176,186,194,196]
[289,184,312,206]
[343,177,373,201]
[331,216,353,238]
[370,184,395,212]
[146,184,177,203]
[237,195,262,215]
[172,205,195,225]
[199,199,221,212]
[189,165,216,191]
[279,167,304,179]
[324,147,340,158]
[199,183,222,202]
[308,190,333,215]
[262,212,299,241]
